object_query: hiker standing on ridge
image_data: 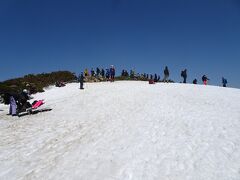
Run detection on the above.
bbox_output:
[150,74,153,80]
[101,68,105,78]
[181,69,187,83]
[91,68,95,77]
[106,68,110,80]
[202,75,209,85]
[163,66,169,83]
[84,69,89,77]
[79,73,84,89]
[222,77,227,87]
[110,65,115,82]
[96,67,100,77]
[154,74,158,82]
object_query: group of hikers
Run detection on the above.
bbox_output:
[78,65,116,89]
[179,68,227,87]
[78,65,228,88]
[82,65,116,80]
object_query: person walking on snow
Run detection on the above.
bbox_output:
[222,77,227,87]
[181,69,187,83]
[163,66,169,83]
[202,75,209,85]
[79,73,84,89]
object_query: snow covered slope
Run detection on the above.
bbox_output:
[0,81,240,180]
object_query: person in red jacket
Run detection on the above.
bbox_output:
[202,75,209,85]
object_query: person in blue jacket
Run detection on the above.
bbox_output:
[106,68,110,80]
[79,72,84,89]
[110,65,115,82]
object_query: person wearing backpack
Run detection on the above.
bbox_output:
[163,66,169,83]
[181,69,187,83]
[222,77,227,87]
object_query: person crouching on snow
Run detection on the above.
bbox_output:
[17,89,32,113]
[193,79,197,84]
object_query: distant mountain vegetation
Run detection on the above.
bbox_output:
[0,71,77,94]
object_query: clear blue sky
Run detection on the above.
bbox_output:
[1,0,240,87]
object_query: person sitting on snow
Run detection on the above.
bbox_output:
[17,90,32,113]
[193,79,197,84]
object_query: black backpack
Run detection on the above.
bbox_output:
[181,71,184,77]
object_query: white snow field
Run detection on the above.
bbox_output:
[0,81,240,180]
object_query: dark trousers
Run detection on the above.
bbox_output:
[110,75,115,81]
[183,77,187,83]
[80,82,84,89]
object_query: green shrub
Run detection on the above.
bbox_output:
[0,71,77,94]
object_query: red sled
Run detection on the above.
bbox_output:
[32,100,44,109]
